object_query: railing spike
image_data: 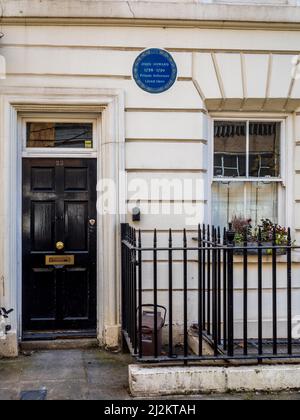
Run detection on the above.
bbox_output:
[154,228,157,247]
[183,228,187,246]
[258,227,262,244]
[288,227,291,244]
[198,224,202,244]
[223,227,227,245]
[121,223,297,364]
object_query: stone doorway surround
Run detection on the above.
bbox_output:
[0,87,125,356]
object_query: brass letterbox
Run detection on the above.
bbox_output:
[45,255,75,266]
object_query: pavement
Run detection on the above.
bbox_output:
[1,348,300,400]
[0,348,133,400]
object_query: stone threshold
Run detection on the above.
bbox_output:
[20,338,99,352]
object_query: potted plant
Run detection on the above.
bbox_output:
[255,218,289,256]
[231,216,289,255]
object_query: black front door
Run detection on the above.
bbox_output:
[22,158,97,334]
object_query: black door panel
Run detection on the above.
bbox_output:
[64,201,89,251]
[64,167,89,191]
[62,268,90,321]
[22,158,97,333]
[31,201,56,251]
[30,268,56,321]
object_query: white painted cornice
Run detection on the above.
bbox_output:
[2,1,300,29]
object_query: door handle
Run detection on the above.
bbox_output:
[56,241,65,251]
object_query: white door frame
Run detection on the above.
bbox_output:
[0,87,125,350]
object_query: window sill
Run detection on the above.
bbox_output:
[191,237,300,263]
[212,178,282,183]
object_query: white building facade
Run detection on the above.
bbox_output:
[1,0,300,356]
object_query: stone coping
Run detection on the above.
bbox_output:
[129,364,300,396]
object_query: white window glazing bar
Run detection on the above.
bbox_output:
[246,120,250,178]
[244,183,247,220]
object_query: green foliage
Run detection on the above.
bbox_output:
[231,216,289,245]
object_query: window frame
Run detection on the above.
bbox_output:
[21,113,99,158]
[212,117,285,183]
[210,116,287,227]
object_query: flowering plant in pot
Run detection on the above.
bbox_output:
[231,216,253,245]
[231,216,290,255]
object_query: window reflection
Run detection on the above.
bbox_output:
[248,182,278,225]
[212,182,278,228]
[249,122,280,178]
[27,123,93,149]
[214,121,247,177]
[212,182,245,226]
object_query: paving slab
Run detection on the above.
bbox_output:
[0,348,133,400]
[1,349,300,400]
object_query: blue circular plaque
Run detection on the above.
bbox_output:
[133,49,177,94]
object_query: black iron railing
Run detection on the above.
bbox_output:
[121,223,300,364]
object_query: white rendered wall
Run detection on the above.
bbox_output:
[0,22,300,342]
